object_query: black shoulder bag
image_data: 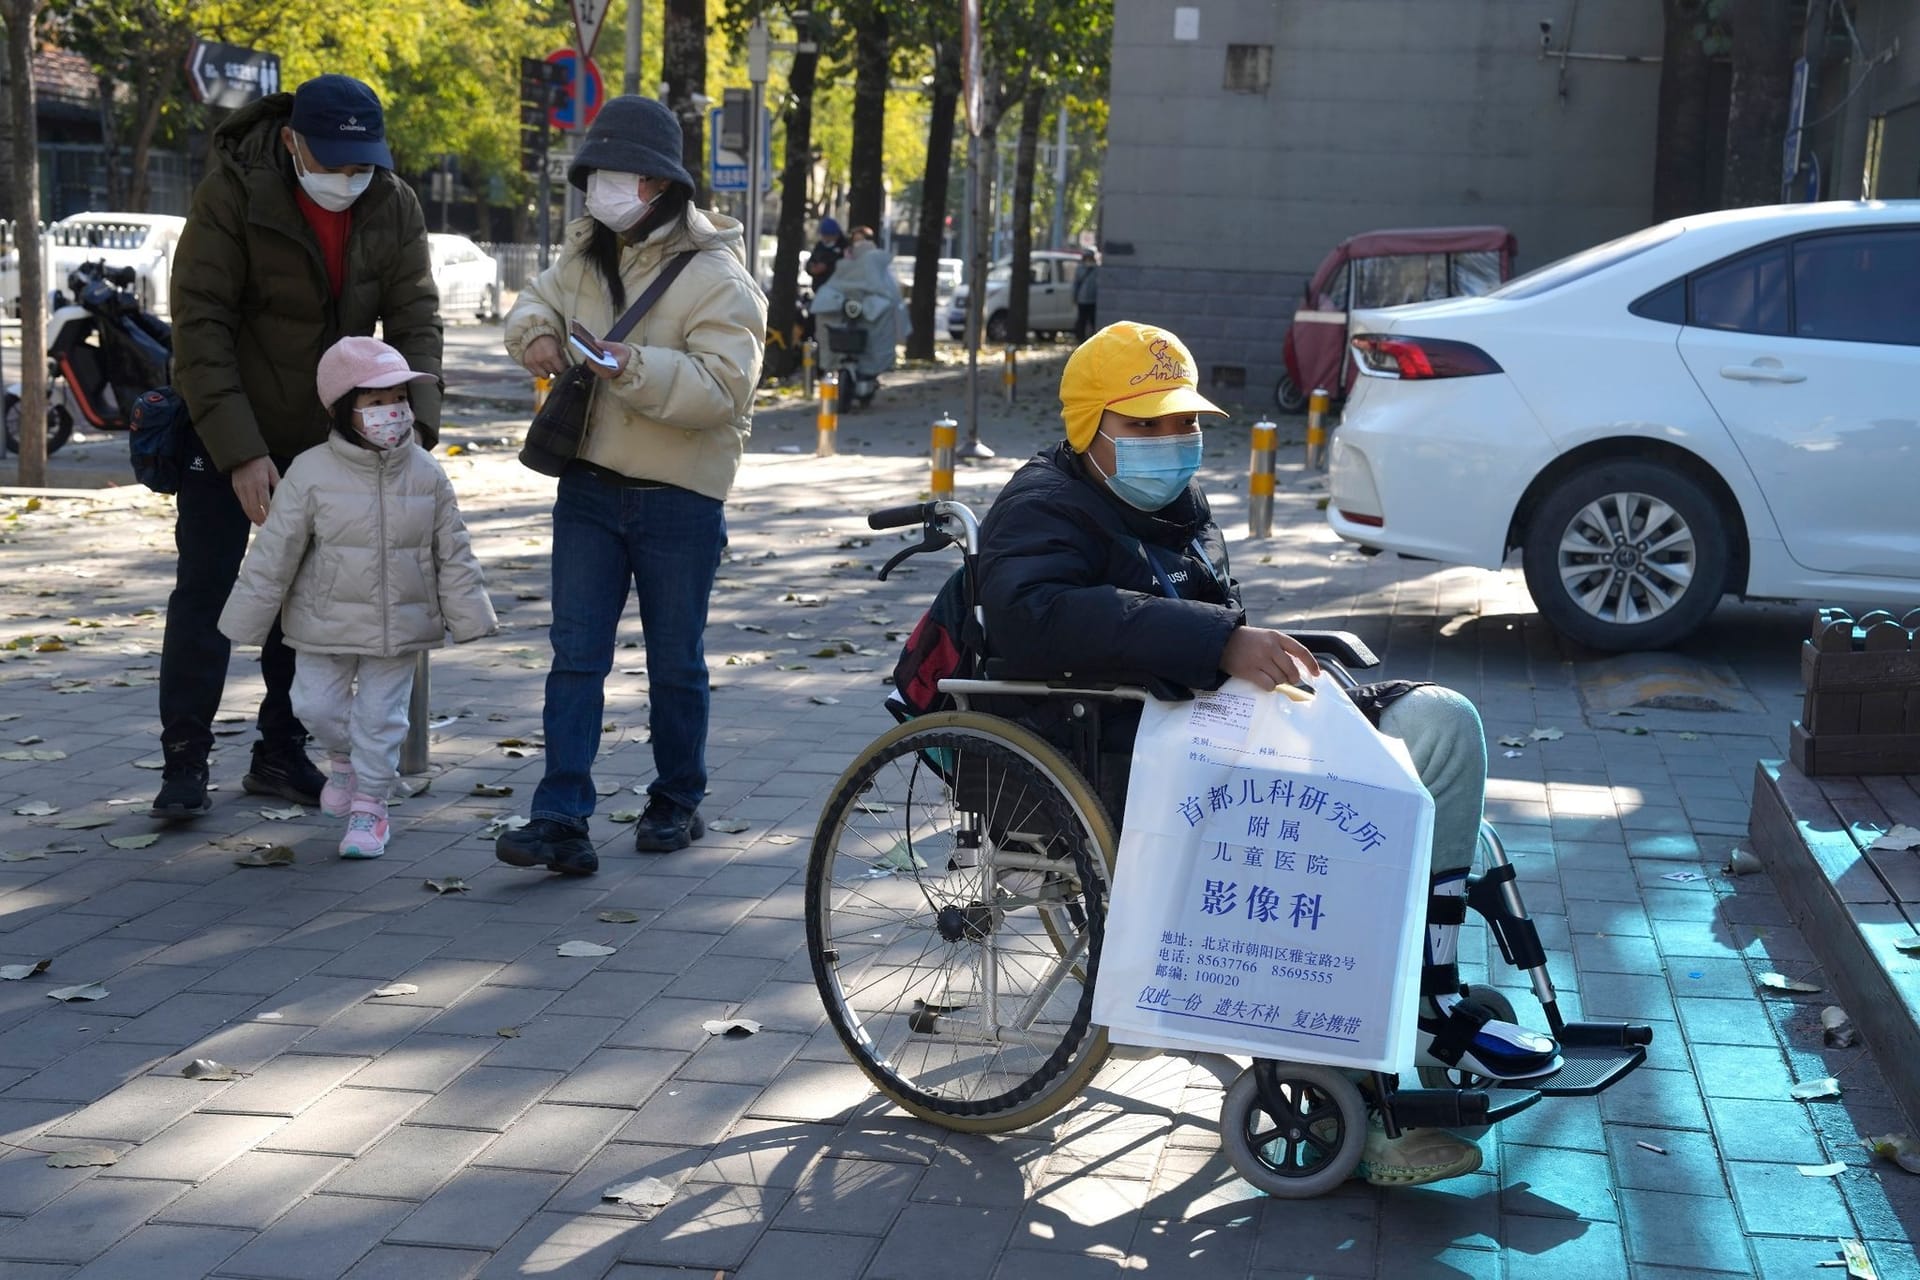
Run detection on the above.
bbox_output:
[519,250,698,478]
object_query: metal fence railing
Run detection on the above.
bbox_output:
[478,242,544,294]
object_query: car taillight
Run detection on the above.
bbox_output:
[1351,334,1501,380]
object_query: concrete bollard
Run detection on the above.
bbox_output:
[1248,418,1277,538]
[1002,346,1017,405]
[931,414,957,500]
[400,651,430,777]
[801,338,816,397]
[1306,387,1331,470]
[817,372,839,457]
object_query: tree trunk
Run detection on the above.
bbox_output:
[906,41,958,362]
[766,12,821,359]
[662,0,707,206]
[97,73,127,209]
[1652,0,1715,222]
[848,10,889,233]
[1004,83,1044,342]
[6,0,48,486]
[127,54,182,213]
[1720,0,1794,208]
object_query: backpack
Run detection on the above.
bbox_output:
[129,387,193,494]
[891,566,979,718]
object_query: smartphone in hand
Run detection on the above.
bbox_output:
[568,320,621,370]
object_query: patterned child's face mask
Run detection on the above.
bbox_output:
[357,402,415,450]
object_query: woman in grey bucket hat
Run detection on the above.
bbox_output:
[500,94,767,874]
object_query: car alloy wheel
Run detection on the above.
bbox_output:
[1522,460,1729,651]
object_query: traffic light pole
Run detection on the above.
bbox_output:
[746,21,769,284]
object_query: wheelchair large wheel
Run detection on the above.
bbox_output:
[1221,1061,1367,1199]
[806,711,1116,1133]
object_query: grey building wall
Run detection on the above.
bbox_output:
[1830,0,1920,200]
[1100,0,1664,405]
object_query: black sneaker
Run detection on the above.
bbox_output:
[633,796,704,854]
[242,740,325,807]
[495,818,599,876]
[150,763,212,822]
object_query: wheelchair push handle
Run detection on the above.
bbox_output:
[869,503,930,531]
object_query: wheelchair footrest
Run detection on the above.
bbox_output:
[1521,1023,1650,1096]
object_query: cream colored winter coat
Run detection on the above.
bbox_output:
[504,208,767,501]
[219,433,498,656]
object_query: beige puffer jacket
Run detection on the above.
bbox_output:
[219,433,498,656]
[504,208,767,500]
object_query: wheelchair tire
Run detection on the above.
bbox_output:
[806,711,1116,1134]
[1221,1061,1367,1199]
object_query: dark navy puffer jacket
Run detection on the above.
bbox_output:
[976,441,1245,695]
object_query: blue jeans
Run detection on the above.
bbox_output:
[531,469,726,829]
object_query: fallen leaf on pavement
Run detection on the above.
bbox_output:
[1496,735,1528,748]
[1869,825,1920,853]
[810,695,840,706]
[46,1146,119,1169]
[1677,731,1701,741]
[1896,937,1920,955]
[0,959,50,980]
[497,1026,520,1037]
[608,810,641,823]
[710,818,750,833]
[234,846,296,868]
[1864,1134,1920,1174]
[557,940,616,958]
[0,850,49,862]
[133,755,166,769]
[1528,727,1564,742]
[603,1176,675,1210]
[1790,1076,1842,1101]
[1758,972,1822,994]
[183,1058,242,1081]
[46,982,108,1002]
[12,801,57,816]
[764,834,798,846]
[702,1018,761,1037]
[874,840,927,872]
[471,783,513,797]
[480,815,529,838]
[1822,1006,1857,1048]
[107,834,160,850]
[259,806,306,821]
[371,983,419,998]
[53,815,115,830]
[597,910,642,924]
[424,878,469,894]
[1796,1162,1847,1177]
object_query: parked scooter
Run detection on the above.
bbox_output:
[812,245,902,412]
[4,260,171,457]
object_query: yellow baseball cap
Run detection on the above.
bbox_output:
[1060,321,1226,452]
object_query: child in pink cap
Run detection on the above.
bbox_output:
[220,336,497,858]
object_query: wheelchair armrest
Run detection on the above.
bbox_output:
[1288,630,1379,669]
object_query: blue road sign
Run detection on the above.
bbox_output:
[709,106,772,193]
[547,50,604,132]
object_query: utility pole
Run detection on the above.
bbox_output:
[747,19,768,283]
[1049,106,1068,248]
[623,0,641,96]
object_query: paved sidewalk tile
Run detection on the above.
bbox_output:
[868,1202,1017,1280]
[339,1244,489,1280]
[256,1087,425,1157]
[198,1055,370,1118]
[102,1112,285,1183]
[217,1194,417,1280]
[472,1102,631,1173]
[735,1228,875,1280]
[405,1066,562,1133]
[0,1177,190,1263]
[616,1181,786,1270]
[155,1151,346,1230]
[386,1167,568,1251]
[474,1212,634,1279]
[319,1125,498,1201]
[68,1224,253,1280]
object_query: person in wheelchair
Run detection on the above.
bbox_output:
[974,321,1559,1187]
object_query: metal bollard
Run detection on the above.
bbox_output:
[400,651,430,776]
[1002,346,1017,405]
[817,372,839,457]
[931,414,957,500]
[532,375,552,414]
[1248,418,1277,538]
[1306,387,1331,470]
[801,339,816,397]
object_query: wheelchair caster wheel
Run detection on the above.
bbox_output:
[1221,1061,1366,1199]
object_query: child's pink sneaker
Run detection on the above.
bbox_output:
[320,757,356,818]
[339,796,389,859]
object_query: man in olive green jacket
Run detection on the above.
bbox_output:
[154,74,444,820]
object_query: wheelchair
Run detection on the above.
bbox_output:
[805,500,1652,1197]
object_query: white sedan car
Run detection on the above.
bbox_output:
[46,213,186,317]
[428,234,500,321]
[1328,201,1920,651]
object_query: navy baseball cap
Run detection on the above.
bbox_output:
[290,75,394,169]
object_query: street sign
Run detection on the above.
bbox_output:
[720,88,750,153]
[546,49,604,131]
[184,37,281,110]
[570,0,611,57]
[548,152,570,183]
[709,105,771,193]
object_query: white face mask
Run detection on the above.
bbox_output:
[291,142,373,212]
[586,171,651,233]
[356,402,415,450]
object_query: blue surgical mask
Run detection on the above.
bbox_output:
[1098,429,1203,510]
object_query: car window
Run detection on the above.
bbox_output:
[1690,245,1789,336]
[1451,250,1503,296]
[1352,254,1449,308]
[1490,222,1683,300]
[1629,280,1685,325]
[1792,229,1920,346]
